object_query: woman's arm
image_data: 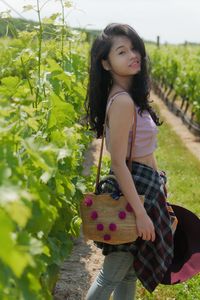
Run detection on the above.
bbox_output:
[108,94,155,241]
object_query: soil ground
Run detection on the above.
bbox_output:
[53,91,200,300]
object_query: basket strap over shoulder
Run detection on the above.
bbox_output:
[95,92,137,192]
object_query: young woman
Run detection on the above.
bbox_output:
[84,23,183,300]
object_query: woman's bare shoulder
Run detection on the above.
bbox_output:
[106,93,134,132]
[108,92,134,114]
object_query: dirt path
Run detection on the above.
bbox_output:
[53,140,106,300]
[53,91,200,300]
[53,236,103,300]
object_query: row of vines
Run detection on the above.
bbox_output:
[0,6,95,299]
[147,44,200,133]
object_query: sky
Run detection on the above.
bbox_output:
[0,0,200,44]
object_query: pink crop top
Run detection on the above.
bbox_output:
[105,92,158,158]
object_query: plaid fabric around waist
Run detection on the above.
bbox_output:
[95,161,174,292]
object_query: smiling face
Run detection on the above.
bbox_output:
[102,35,141,79]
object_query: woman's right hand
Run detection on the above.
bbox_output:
[135,211,156,242]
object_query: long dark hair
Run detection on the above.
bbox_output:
[85,23,162,138]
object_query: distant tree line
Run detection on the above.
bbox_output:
[0,17,101,42]
[0,17,63,39]
[0,17,162,45]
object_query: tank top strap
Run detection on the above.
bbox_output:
[106,91,129,114]
[105,91,136,128]
[105,91,130,127]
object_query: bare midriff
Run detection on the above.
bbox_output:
[131,152,158,171]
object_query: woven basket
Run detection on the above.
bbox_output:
[80,193,144,245]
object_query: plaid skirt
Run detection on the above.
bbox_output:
[95,161,174,292]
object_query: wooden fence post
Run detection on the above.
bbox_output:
[157,35,160,48]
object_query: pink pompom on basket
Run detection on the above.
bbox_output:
[84,197,93,207]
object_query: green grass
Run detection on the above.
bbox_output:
[156,120,200,216]
[136,111,200,299]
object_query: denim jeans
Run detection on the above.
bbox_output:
[86,251,137,300]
